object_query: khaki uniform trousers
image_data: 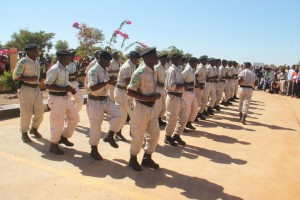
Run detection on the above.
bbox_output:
[199,85,211,113]
[194,87,204,112]
[86,98,122,146]
[69,81,84,112]
[183,91,198,122]
[18,85,44,133]
[165,94,188,136]
[208,82,217,107]
[154,93,166,119]
[280,80,287,93]
[234,79,239,95]
[130,100,160,156]
[224,81,231,102]
[108,84,116,101]
[48,95,79,144]
[230,79,236,98]
[114,88,133,131]
[237,87,253,115]
[215,82,226,106]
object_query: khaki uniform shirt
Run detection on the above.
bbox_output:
[213,66,219,80]
[239,69,257,88]
[117,60,135,87]
[127,64,156,100]
[86,63,109,97]
[107,58,120,78]
[165,65,185,93]
[45,61,69,92]
[182,64,195,89]
[195,63,206,84]
[225,66,232,77]
[66,61,77,79]
[219,66,227,80]
[206,64,215,78]
[13,55,40,84]
[154,62,166,94]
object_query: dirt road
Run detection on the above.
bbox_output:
[0,91,299,200]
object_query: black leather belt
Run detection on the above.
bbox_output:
[136,100,155,107]
[49,91,68,96]
[69,78,77,82]
[22,82,39,88]
[88,94,108,101]
[116,84,127,90]
[219,80,226,82]
[186,88,194,92]
[167,92,183,97]
[240,85,253,89]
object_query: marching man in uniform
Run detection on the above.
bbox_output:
[13,44,44,143]
[127,47,161,171]
[45,50,79,155]
[114,51,140,141]
[164,53,189,146]
[154,53,168,126]
[67,49,84,112]
[182,57,199,130]
[107,51,120,101]
[238,62,257,124]
[85,51,122,160]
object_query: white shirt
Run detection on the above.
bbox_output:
[165,65,185,93]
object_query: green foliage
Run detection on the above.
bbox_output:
[0,71,19,93]
[159,46,192,59]
[55,40,69,51]
[5,29,55,52]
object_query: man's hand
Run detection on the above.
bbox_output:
[27,76,39,82]
[65,85,76,93]
[108,76,117,83]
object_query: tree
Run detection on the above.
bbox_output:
[72,22,104,57]
[55,40,69,51]
[5,29,55,52]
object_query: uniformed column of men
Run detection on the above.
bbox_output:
[13,44,257,172]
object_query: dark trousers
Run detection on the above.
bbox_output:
[287,80,293,95]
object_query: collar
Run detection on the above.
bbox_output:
[26,55,37,63]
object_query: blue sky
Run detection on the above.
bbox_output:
[1,0,299,65]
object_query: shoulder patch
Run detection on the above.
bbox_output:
[20,58,27,64]
[131,68,144,87]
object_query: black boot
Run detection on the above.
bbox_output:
[129,155,142,171]
[221,101,228,107]
[207,107,214,115]
[164,136,177,146]
[115,130,127,142]
[203,109,209,116]
[22,132,32,143]
[186,122,196,130]
[141,153,159,169]
[239,112,243,120]
[90,146,103,160]
[241,114,247,124]
[59,136,74,147]
[213,105,221,111]
[158,118,167,126]
[103,131,119,148]
[126,115,130,123]
[29,128,42,138]
[227,100,233,106]
[233,94,239,99]
[172,134,186,146]
[49,143,64,155]
[231,97,236,102]
[197,113,206,120]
